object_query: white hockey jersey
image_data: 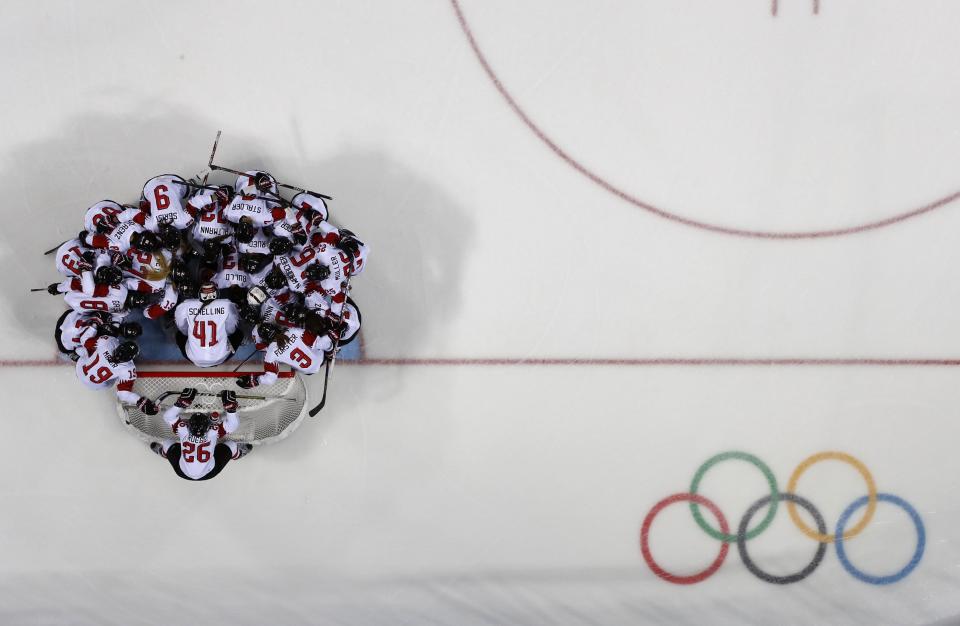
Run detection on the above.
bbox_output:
[58,275,129,320]
[55,310,101,353]
[83,200,125,233]
[161,405,240,480]
[190,196,233,243]
[142,175,193,231]
[74,335,140,403]
[54,239,92,277]
[174,298,240,367]
[254,327,331,386]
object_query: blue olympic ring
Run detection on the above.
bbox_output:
[835,493,926,585]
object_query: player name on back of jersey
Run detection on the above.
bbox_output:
[187,305,227,316]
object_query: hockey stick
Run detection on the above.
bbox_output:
[44,239,70,255]
[150,390,296,404]
[30,287,48,292]
[207,130,333,201]
[308,279,353,417]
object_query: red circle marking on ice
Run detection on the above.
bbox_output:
[451,0,960,239]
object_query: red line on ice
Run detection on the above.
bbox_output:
[449,0,959,240]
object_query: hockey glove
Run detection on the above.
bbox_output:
[220,390,239,413]
[175,387,198,408]
[235,375,258,390]
[110,251,131,270]
[137,397,160,416]
[47,283,61,295]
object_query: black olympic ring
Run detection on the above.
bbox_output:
[737,493,827,585]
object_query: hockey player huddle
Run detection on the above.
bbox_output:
[48,171,367,481]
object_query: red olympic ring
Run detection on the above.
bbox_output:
[640,493,730,585]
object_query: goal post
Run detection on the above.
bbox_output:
[117,364,309,446]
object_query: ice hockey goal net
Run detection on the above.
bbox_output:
[117,368,309,445]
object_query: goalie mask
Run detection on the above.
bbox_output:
[304,262,330,282]
[198,282,218,303]
[112,340,139,363]
[94,265,123,287]
[188,413,212,439]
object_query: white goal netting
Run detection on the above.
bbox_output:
[117,373,309,445]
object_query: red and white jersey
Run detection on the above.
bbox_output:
[310,226,368,276]
[291,191,329,223]
[57,310,102,351]
[83,200,125,233]
[54,239,92,277]
[142,175,194,231]
[190,196,233,243]
[259,291,298,328]
[256,327,331,385]
[174,298,240,367]
[74,335,138,402]
[162,405,239,480]
[60,275,129,320]
[122,248,172,289]
[86,219,145,254]
[273,246,325,294]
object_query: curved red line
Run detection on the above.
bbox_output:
[450,0,960,239]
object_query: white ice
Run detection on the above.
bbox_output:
[0,0,958,624]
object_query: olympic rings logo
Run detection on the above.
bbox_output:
[639,451,925,585]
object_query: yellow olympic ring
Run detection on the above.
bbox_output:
[786,451,877,543]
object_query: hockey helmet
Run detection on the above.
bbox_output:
[113,340,139,363]
[198,281,218,303]
[304,262,330,282]
[268,237,293,256]
[125,291,149,309]
[264,267,287,290]
[187,413,212,439]
[256,323,281,344]
[94,265,123,287]
[132,231,161,252]
[118,322,143,339]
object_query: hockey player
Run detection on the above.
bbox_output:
[120,246,177,321]
[74,332,156,414]
[84,218,161,255]
[49,266,134,321]
[54,309,141,359]
[150,388,251,481]
[236,320,332,389]
[174,281,242,367]
[54,238,97,278]
[140,175,194,233]
[225,171,287,229]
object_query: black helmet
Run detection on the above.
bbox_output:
[281,302,307,326]
[177,280,198,299]
[338,234,361,258]
[118,322,143,339]
[188,413,212,439]
[268,237,293,256]
[234,217,256,243]
[238,303,262,325]
[95,265,123,287]
[112,340,139,363]
[304,263,330,282]
[240,253,268,275]
[256,323,281,344]
[158,225,181,250]
[264,267,287,290]
[125,291,149,308]
[170,259,190,284]
[132,231,161,252]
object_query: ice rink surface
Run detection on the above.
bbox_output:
[1,0,959,624]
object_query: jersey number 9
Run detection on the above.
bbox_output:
[154,185,170,210]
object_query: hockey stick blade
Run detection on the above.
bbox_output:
[308,361,332,417]
[44,239,69,255]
